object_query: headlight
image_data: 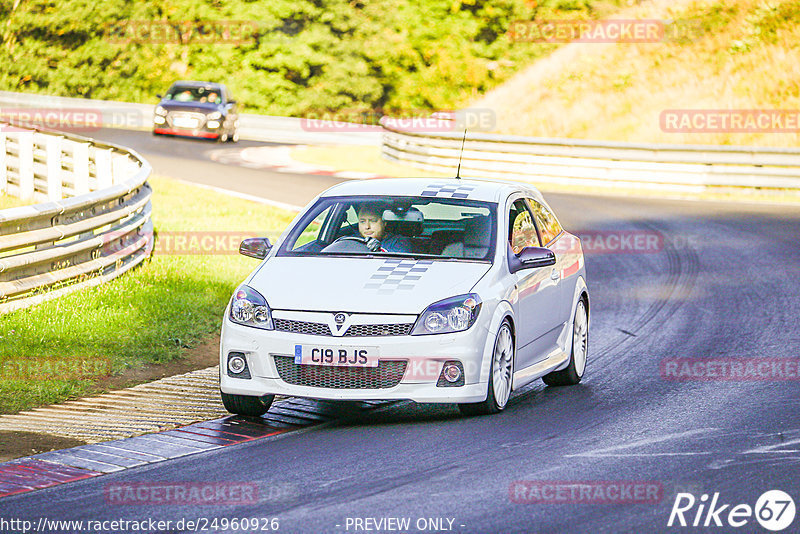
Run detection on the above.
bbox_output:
[229,285,273,330]
[411,293,482,335]
[207,111,222,120]
[155,105,167,116]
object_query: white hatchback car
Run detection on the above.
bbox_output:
[220,178,589,416]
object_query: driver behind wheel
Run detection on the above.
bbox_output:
[357,203,412,253]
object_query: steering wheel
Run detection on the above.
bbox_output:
[325,236,383,252]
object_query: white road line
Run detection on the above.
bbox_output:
[170,178,303,212]
[564,428,719,458]
[565,452,715,457]
[743,436,800,454]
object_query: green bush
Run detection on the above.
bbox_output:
[0,0,627,116]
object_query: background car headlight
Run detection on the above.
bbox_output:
[229,285,273,330]
[411,294,481,335]
[207,111,222,120]
[154,105,167,116]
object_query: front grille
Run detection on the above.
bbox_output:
[274,318,331,336]
[273,318,413,337]
[273,356,407,389]
[343,323,414,337]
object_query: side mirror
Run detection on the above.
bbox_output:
[239,238,272,260]
[227,99,237,105]
[518,246,556,268]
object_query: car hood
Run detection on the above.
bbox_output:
[247,256,491,314]
[158,101,223,114]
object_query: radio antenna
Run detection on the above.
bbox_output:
[455,128,467,180]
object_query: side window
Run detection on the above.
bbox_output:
[527,199,563,246]
[291,206,332,251]
[338,205,359,234]
[508,199,540,254]
[341,205,358,227]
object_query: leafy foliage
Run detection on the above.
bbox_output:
[0,0,626,115]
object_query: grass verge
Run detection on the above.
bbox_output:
[0,193,30,210]
[0,175,297,414]
[474,0,800,148]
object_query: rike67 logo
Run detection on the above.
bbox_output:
[668,490,796,531]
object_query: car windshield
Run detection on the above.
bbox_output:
[164,85,223,104]
[279,195,496,261]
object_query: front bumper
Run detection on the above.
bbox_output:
[153,127,219,139]
[219,319,491,403]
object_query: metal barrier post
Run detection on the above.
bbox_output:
[94,147,112,189]
[46,135,63,201]
[0,132,6,193]
[73,142,90,195]
[18,132,34,200]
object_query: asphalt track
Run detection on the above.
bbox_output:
[92,128,343,207]
[2,129,800,533]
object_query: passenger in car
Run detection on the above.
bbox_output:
[358,203,412,253]
[442,216,491,259]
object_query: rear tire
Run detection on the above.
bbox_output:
[458,320,514,416]
[542,299,588,387]
[220,391,274,416]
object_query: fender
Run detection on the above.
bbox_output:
[478,299,515,387]
[551,274,589,372]
[569,274,590,327]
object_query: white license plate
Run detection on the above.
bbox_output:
[294,344,379,367]
[173,117,198,128]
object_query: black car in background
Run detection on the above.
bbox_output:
[153,81,239,142]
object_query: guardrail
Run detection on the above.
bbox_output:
[0,123,153,314]
[380,119,800,191]
[0,90,381,146]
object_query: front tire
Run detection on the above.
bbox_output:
[220,391,274,416]
[458,320,514,416]
[542,299,588,387]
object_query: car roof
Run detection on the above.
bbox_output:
[169,81,225,89]
[320,177,545,204]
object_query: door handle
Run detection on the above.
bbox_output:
[550,269,560,281]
